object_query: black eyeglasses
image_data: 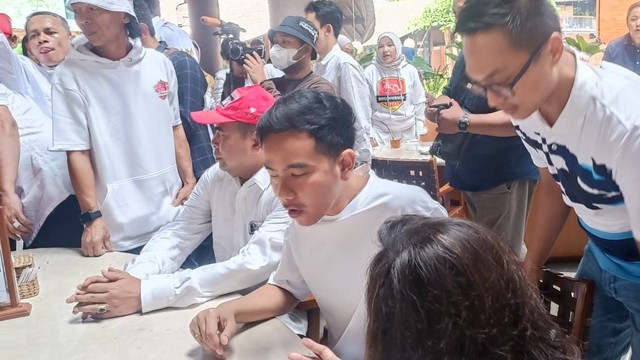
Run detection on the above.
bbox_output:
[466,41,547,99]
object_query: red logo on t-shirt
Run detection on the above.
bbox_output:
[376,77,407,111]
[154,80,169,100]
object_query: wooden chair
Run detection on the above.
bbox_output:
[371,157,469,218]
[538,268,595,352]
[297,297,321,342]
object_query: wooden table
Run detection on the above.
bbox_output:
[0,248,308,360]
[372,141,446,200]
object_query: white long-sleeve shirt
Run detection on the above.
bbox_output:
[125,164,292,313]
[315,44,372,163]
[0,35,52,117]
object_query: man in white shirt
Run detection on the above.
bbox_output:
[0,11,72,116]
[64,86,304,335]
[189,89,446,360]
[0,84,78,249]
[305,0,372,164]
[143,0,198,61]
[458,0,640,358]
[52,0,195,257]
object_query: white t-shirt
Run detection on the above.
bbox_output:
[0,85,73,245]
[364,60,427,144]
[270,173,447,360]
[512,58,640,244]
[50,39,182,251]
[316,44,373,163]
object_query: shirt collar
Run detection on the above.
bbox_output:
[241,167,271,191]
[624,33,640,47]
[319,43,341,66]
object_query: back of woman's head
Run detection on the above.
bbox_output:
[365,215,580,360]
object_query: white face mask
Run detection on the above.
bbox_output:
[270,44,305,70]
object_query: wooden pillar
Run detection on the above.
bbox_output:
[187,0,221,75]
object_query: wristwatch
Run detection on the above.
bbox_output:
[79,210,102,226]
[458,111,470,133]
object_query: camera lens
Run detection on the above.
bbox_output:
[228,43,243,61]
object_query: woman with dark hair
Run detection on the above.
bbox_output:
[290,215,580,360]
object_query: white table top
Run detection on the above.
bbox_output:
[372,141,445,165]
[0,248,308,360]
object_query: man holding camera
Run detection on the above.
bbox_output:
[212,39,282,106]
[244,16,335,97]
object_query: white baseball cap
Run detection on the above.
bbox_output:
[66,0,137,19]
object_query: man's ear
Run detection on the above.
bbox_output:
[547,32,565,66]
[140,23,150,38]
[338,149,357,180]
[294,43,312,60]
[250,130,261,151]
[8,34,18,48]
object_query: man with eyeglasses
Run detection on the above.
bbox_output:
[458,0,640,359]
[425,0,538,258]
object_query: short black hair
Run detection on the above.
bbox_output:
[25,11,71,35]
[143,0,161,17]
[133,0,156,38]
[21,35,29,56]
[304,0,343,39]
[455,0,561,53]
[257,89,355,159]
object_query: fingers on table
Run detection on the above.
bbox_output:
[73,302,107,315]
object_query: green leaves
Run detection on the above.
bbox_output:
[564,35,603,56]
[409,55,449,97]
[410,0,455,33]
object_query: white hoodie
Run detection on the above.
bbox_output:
[364,34,426,145]
[51,39,182,251]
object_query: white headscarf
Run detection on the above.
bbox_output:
[375,32,405,70]
[337,34,352,49]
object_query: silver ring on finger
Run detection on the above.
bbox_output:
[12,220,21,228]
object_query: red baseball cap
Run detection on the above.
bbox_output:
[191,85,275,126]
[0,13,13,39]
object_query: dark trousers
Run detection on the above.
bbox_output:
[11,195,83,251]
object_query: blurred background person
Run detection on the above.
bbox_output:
[364,32,426,146]
[602,2,640,75]
[337,34,353,56]
[143,0,198,61]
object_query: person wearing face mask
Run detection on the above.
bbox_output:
[364,32,426,146]
[244,16,335,97]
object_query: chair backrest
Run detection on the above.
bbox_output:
[538,268,595,352]
[371,158,439,200]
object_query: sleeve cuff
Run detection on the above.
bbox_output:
[140,274,177,313]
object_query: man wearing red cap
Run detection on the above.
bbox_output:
[0,13,17,48]
[65,85,304,334]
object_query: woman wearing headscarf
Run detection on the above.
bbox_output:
[364,32,426,146]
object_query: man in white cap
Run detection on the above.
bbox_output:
[51,0,196,257]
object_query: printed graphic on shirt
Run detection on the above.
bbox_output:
[248,221,263,235]
[515,126,624,210]
[376,77,407,111]
[154,80,169,100]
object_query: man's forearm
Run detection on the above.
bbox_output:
[67,150,99,212]
[0,106,19,197]
[468,111,517,137]
[524,169,571,272]
[220,284,299,324]
[172,125,196,185]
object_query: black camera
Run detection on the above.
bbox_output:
[227,40,264,63]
